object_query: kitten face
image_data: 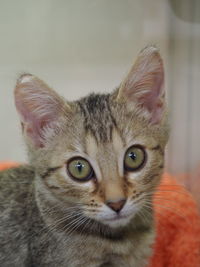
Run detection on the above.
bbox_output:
[39,106,166,229]
[15,46,169,230]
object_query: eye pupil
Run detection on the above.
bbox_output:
[77,162,83,173]
[129,152,136,160]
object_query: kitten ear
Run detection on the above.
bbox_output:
[117,46,165,124]
[15,74,69,148]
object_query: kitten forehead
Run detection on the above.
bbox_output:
[112,128,124,154]
[85,134,98,159]
[85,129,123,156]
[77,93,116,143]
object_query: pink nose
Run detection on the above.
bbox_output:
[106,199,126,213]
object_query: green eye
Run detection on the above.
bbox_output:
[124,145,146,171]
[67,158,94,182]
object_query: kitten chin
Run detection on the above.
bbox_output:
[93,205,140,228]
[101,215,134,228]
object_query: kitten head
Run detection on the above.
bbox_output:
[15,46,169,230]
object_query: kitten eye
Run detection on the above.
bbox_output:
[67,158,94,182]
[124,145,146,171]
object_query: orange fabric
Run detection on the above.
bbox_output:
[0,163,200,266]
[0,161,19,171]
[149,174,200,267]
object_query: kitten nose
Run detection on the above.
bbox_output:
[106,198,126,213]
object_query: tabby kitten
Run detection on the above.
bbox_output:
[0,46,169,267]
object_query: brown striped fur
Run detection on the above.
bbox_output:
[0,46,169,266]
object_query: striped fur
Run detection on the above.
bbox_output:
[0,46,169,267]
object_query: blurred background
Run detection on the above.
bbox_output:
[0,0,199,204]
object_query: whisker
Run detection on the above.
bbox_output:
[28,205,83,246]
[154,189,189,196]
[39,212,84,247]
[63,216,88,238]
[137,209,151,225]
[143,200,190,224]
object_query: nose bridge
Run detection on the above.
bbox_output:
[104,179,125,202]
[97,144,125,202]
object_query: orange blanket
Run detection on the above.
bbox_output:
[149,174,200,267]
[1,162,200,266]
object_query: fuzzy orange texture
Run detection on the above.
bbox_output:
[148,173,200,267]
[0,162,200,266]
[0,161,19,170]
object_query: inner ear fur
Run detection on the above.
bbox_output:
[117,46,165,124]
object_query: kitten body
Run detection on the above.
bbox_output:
[0,47,169,267]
